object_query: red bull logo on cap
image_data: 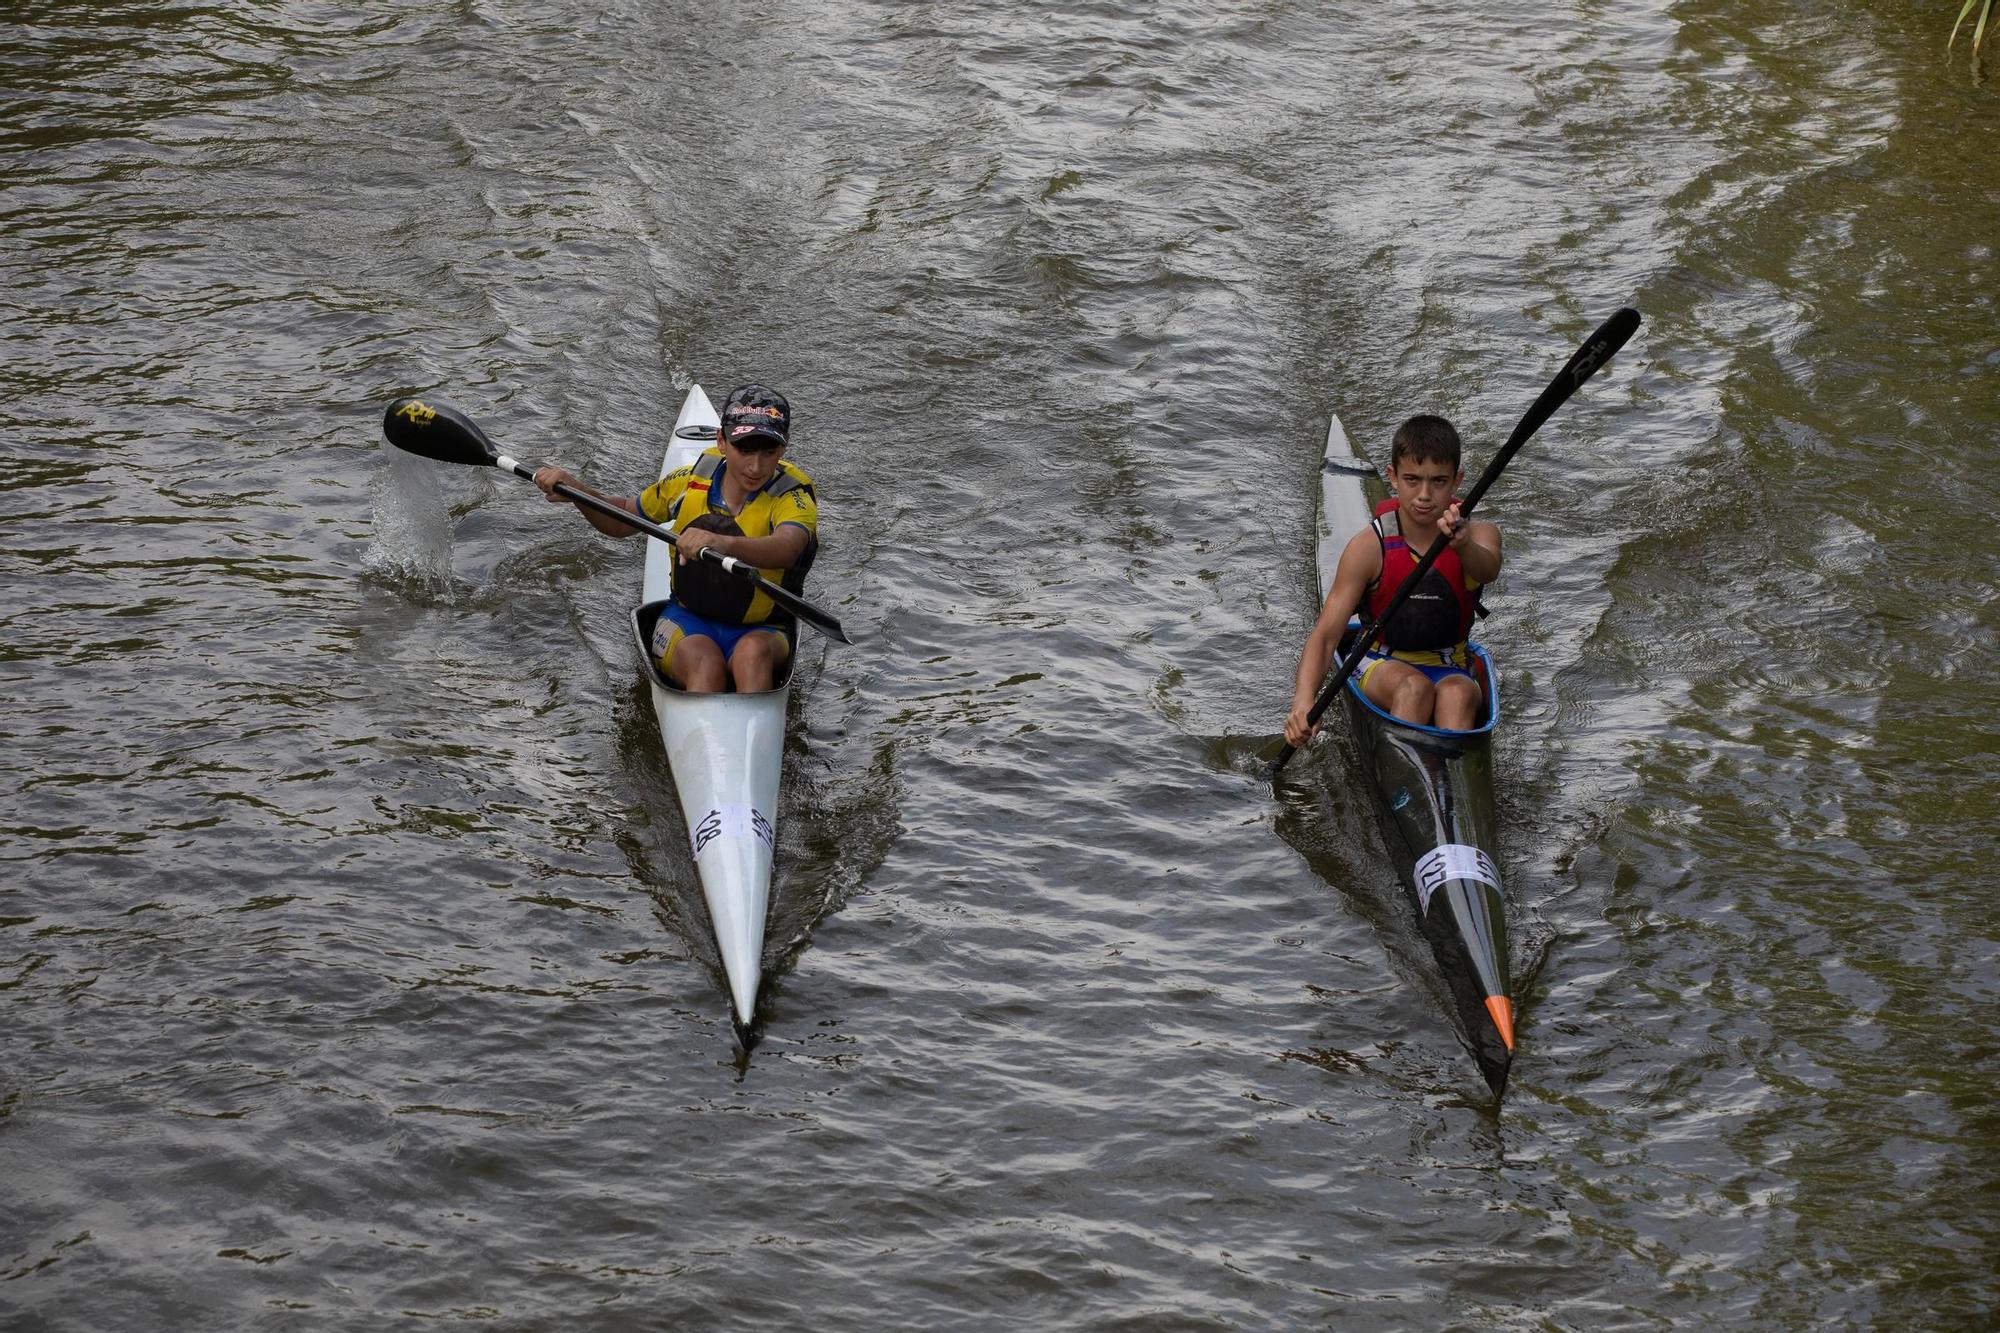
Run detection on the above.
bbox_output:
[725,402,787,442]
[720,384,790,443]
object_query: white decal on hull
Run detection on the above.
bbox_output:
[691,803,775,861]
[1414,843,1502,913]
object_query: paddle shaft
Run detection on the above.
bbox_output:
[1269,306,1640,775]
[503,456,752,576]
[382,397,850,643]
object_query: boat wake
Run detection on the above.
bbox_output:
[1194,731,1291,782]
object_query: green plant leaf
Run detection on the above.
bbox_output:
[1950,0,1980,51]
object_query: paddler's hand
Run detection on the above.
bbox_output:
[1284,699,1319,748]
[533,467,580,503]
[675,527,728,565]
[1439,501,1471,549]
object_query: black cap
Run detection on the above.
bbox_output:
[720,383,791,448]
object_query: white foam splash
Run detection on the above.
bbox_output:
[366,439,455,589]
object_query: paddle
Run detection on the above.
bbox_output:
[1268,305,1641,776]
[381,396,852,644]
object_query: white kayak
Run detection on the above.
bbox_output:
[629,384,790,1032]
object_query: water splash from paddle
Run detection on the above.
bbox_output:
[365,439,454,590]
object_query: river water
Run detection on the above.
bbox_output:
[4,2,1995,1328]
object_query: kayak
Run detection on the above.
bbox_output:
[1317,413,1516,1096]
[627,384,789,1035]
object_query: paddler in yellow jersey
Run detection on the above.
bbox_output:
[531,383,818,694]
[1285,414,1502,742]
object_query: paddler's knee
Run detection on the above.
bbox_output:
[1433,673,1483,730]
[1366,661,1435,725]
[666,634,727,693]
[727,629,789,692]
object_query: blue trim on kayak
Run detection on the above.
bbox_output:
[1341,625,1500,739]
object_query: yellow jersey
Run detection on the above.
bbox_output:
[637,450,818,625]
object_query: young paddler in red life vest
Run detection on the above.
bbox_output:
[1285,414,1502,743]
[530,384,818,694]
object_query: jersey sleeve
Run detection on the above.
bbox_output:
[636,467,695,525]
[770,483,817,536]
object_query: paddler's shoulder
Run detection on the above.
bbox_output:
[679,449,725,484]
[776,458,815,489]
[640,460,702,504]
[1336,524,1385,571]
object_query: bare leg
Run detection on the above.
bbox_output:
[726,630,791,693]
[1432,673,1484,731]
[1362,658,1437,726]
[668,635,728,693]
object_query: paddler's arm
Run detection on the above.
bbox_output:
[1284,530,1380,748]
[674,523,812,569]
[1439,502,1502,585]
[531,467,644,537]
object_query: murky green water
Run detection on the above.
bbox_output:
[3,2,1994,1327]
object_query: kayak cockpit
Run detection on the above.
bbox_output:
[1336,619,1499,741]
[629,599,795,695]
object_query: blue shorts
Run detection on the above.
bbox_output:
[652,602,789,671]
[1357,649,1473,692]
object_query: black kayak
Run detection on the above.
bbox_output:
[1316,414,1515,1096]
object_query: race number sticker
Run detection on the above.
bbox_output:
[690,803,775,861]
[1413,844,1502,914]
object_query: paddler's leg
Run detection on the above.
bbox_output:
[665,634,727,692]
[1432,670,1484,731]
[726,628,792,693]
[653,603,733,693]
[1359,656,1438,726]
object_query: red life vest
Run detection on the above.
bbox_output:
[1365,497,1479,651]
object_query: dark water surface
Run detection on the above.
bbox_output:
[4,2,1995,1328]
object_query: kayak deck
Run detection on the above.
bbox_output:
[1338,634,1514,1093]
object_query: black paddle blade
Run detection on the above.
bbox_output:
[382,397,500,467]
[1493,306,1642,460]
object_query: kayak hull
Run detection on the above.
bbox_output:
[1339,654,1513,1094]
[631,385,790,1032]
[1318,413,1515,1095]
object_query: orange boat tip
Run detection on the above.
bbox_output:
[1484,995,1516,1050]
